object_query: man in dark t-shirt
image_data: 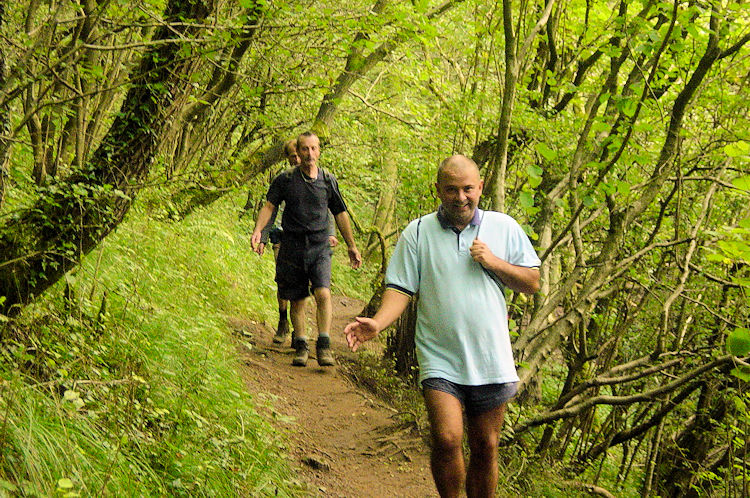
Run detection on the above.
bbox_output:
[257,139,339,347]
[251,132,361,367]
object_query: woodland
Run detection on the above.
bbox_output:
[1,0,749,496]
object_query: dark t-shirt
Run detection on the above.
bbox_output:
[266,167,347,236]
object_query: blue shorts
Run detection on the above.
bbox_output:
[421,378,518,417]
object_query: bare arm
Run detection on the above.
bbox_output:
[251,201,277,255]
[344,288,411,352]
[259,205,280,244]
[327,210,339,247]
[334,211,362,268]
[470,239,540,294]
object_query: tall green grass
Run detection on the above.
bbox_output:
[0,193,300,496]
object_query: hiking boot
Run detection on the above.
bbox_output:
[316,336,335,367]
[272,318,290,345]
[292,338,309,367]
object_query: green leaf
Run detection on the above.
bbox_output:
[508,318,518,337]
[600,182,616,195]
[732,395,747,414]
[730,175,750,191]
[522,224,538,240]
[730,367,750,382]
[519,191,534,208]
[618,98,638,117]
[705,253,729,263]
[536,143,557,161]
[592,121,610,133]
[57,478,74,490]
[583,195,596,208]
[724,140,749,158]
[727,328,750,356]
[527,164,543,178]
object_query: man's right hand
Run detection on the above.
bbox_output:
[250,231,265,255]
[344,317,379,352]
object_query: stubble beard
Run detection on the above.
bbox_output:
[445,203,473,227]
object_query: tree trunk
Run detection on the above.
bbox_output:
[0,2,9,208]
[0,0,214,316]
[384,296,419,383]
[365,136,398,260]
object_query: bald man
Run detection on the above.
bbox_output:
[344,155,540,497]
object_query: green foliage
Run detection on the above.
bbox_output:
[0,196,297,496]
[728,328,750,357]
[339,349,425,430]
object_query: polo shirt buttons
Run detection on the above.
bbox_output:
[458,236,469,252]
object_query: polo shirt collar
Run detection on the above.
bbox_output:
[437,206,482,231]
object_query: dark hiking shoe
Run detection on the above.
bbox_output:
[316,336,335,367]
[272,318,290,345]
[292,338,309,367]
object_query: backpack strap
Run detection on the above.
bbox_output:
[416,216,423,284]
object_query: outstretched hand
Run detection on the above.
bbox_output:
[344,317,379,352]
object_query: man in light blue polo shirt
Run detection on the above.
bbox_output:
[344,154,540,498]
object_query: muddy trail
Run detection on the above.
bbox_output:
[229,295,435,497]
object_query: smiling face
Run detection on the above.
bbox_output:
[435,155,483,230]
[297,134,320,169]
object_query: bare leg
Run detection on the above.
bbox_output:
[290,298,307,340]
[465,402,507,498]
[273,244,289,335]
[312,287,332,337]
[424,388,465,498]
[278,294,289,316]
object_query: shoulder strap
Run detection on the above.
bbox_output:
[416,216,423,283]
[318,167,333,185]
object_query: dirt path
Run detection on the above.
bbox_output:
[229,295,435,497]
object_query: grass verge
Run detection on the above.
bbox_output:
[0,194,298,496]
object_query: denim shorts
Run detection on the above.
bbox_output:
[421,378,519,417]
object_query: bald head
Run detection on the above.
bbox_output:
[437,154,480,186]
[435,154,483,230]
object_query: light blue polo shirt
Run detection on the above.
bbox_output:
[386,208,541,385]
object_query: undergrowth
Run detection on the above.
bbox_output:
[0,193,299,496]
